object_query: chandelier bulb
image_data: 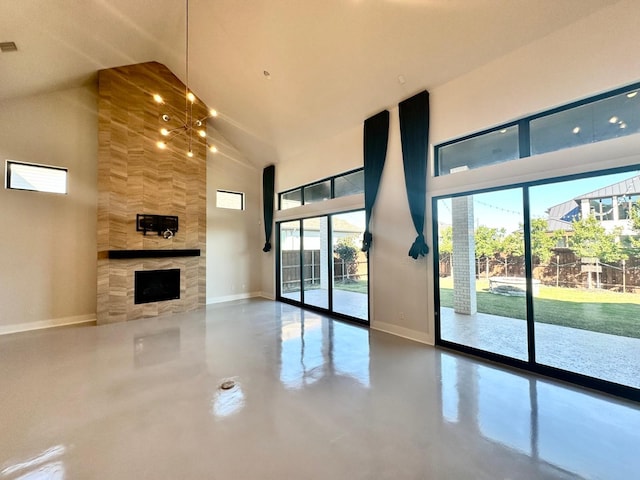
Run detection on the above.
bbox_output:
[162,114,170,122]
[157,141,167,150]
[153,94,164,104]
[209,145,218,153]
[160,128,169,136]
[198,129,206,138]
[209,109,218,117]
[187,92,196,103]
[187,150,194,158]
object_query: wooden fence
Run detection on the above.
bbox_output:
[281,250,367,292]
[439,250,640,292]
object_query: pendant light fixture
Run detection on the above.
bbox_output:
[153,0,217,157]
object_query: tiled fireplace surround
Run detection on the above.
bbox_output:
[97,62,206,324]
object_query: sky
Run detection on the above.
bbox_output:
[436,170,640,233]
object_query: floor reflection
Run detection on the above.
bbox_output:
[211,380,245,420]
[133,327,181,368]
[1,445,66,480]
[279,309,370,390]
[438,353,640,478]
[2,300,638,479]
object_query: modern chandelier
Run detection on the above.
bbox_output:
[153,0,217,157]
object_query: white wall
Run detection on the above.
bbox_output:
[0,86,98,333]
[270,0,640,345]
[206,131,264,303]
[277,125,364,192]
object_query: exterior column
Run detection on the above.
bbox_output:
[319,217,329,290]
[452,196,477,315]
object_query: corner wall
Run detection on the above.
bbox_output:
[0,87,98,333]
[205,131,264,303]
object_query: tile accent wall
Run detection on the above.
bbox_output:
[97,62,206,324]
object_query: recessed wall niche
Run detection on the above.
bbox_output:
[97,61,206,324]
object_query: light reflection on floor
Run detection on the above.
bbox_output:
[439,352,640,479]
[1,445,66,480]
[279,310,370,390]
[0,299,638,479]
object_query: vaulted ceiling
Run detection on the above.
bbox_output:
[0,0,620,168]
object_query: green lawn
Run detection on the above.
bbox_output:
[438,278,640,339]
[334,279,368,294]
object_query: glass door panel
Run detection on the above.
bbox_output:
[529,170,640,388]
[303,217,329,309]
[437,188,529,360]
[280,220,301,302]
[332,211,368,321]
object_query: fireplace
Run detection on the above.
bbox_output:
[134,269,180,304]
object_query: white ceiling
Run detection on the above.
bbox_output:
[0,0,621,168]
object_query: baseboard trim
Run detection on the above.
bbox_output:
[371,321,433,346]
[0,314,97,336]
[206,292,266,305]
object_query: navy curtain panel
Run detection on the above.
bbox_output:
[399,90,430,259]
[262,164,275,252]
[362,110,390,253]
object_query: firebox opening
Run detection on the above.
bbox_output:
[134,269,180,304]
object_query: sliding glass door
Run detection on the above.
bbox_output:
[435,168,640,399]
[529,172,640,389]
[302,217,329,309]
[277,210,368,323]
[280,221,301,302]
[332,211,368,321]
[436,188,529,361]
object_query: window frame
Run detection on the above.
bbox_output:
[5,160,68,194]
[431,162,640,402]
[215,189,245,210]
[278,167,364,210]
[435,82,640,176]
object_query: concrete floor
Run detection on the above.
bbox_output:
[1,299,639,479]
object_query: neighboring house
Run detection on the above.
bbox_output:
[546,175,640,241]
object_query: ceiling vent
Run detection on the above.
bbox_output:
[0,42,18,53]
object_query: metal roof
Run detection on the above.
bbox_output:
[574,175,640,200]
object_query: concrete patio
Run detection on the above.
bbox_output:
[282,288,369,321]
[441,307,640,389]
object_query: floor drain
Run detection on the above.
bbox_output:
[220,380,236,390]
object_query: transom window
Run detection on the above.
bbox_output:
[216,190,244,210]
[436,83,640,176]
[279,168,364,210]
[5,160,67,194]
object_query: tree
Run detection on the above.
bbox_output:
[501,229,524,257]
[500,229,523,276]
[475,226,504,279]
[626,200,640,255]
[334,236,359,280]
[530,218,559,264]
[569,215,626,262]
[630,200,640,232]
[439,225,453,258]
[569,215,627,288]
[494,219,559,277]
